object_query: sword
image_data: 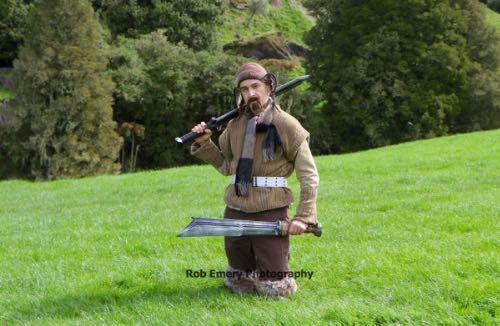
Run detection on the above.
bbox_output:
[174,75,310,144]
[177,217,322,237]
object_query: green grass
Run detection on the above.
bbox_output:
[485,7,500,32]
[217,0,313,47]
[0,85,14,100]
[0,130,499,324]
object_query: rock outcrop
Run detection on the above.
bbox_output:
[223,32,307,60]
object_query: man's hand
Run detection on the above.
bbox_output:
[287,219,307,235]
[191,121,212,144]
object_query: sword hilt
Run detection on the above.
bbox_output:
[280,221,322,237]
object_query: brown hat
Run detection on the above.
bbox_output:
[236,62,267,86]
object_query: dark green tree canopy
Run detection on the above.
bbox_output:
[8,0,122,179]
[108,30,244,168]
[92,0,224,51]
[0,0,32,67]
[304,0,499,152]
[485,0,500,12]
[0,0,224,67]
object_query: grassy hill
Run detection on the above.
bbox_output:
[217,0,312,46]
[486,6,500,31]
[0,129,498,324]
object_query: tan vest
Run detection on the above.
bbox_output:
[192,106,309,213]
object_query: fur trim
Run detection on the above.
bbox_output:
[223,266,255,293]
[255,277,298,298]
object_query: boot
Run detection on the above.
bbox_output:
[223,266,255,293]
[255,277,298,298]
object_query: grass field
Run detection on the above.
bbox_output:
[0,130,499,324]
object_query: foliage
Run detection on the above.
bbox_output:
[0,0,224,66]
[0,86,14,100]
[108,31,244,168]
[267,66,331,154]
[92,0,224,51]
[0,130,498,323]
[486,0,500,12]
[6,0,123,180]
[0,0,33,67]
[304,0,500,153]
[450,0,500,131]
[117,122,145,172]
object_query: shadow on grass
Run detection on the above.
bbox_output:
[7,282,238,322]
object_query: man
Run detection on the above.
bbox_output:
[190,62,319,298]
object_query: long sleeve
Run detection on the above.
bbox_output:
[190,129,232,176]
[293,140,319,225]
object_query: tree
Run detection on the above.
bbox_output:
[8,0,122,179]
[0,0,33,67]
[108,31,244,168]
[92,0,224,51]
[0,0,224,66]
[304,0,499,152]
[486,0,500,12]
[117,122,145,172]
[450,0,500,131]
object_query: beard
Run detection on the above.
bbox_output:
[248,97,264,116]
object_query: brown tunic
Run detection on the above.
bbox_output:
[191,105,319,225]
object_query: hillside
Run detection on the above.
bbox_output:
[486,5,500,31]
[0,129,498,324]
[217,0,313,46]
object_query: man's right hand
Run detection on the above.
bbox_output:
[191,121,212,144]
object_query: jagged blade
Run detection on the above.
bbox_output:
[177,217,281,237]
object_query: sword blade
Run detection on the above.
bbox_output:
[177,217,281,237]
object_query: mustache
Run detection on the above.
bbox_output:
[247,96,259,104]
[248,98,263,116]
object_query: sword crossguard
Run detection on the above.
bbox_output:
[279,221,322,237]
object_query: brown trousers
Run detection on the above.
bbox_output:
[224,206,290,280]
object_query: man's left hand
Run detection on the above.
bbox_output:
[287,220,307,235]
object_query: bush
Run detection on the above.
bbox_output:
[304,0,500,152]
[487,0,500,12]
[108,31,245,168]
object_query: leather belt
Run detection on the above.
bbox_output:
[231,176,288,188]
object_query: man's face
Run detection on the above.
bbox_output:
[239,79,271,108]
